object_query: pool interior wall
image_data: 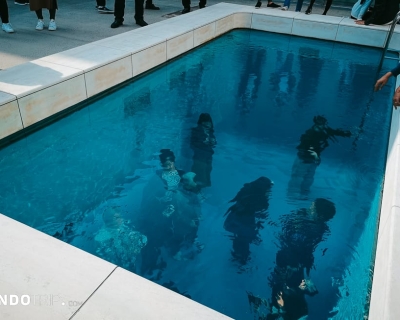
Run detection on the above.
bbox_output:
[1,29,396,320]
[0,3,400,320]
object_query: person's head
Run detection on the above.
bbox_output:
[313,115,328,130]
[225,177,273,216]
[197,113,213,129]
[310,198,336,222]
[159,149,176,171]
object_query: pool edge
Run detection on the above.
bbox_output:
[0,3,399,319]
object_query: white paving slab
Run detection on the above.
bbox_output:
[292,16,343,40]
[0,213,116,320]
[92,32,165,54]
[0,90,16,105]
[251,12,295,34]
[337,17,389,47]
[0,60,83,98]
[73,267,233,320]
[39,43,131,72]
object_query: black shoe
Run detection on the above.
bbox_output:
[255,1,262,8]
[267,2,281,8]
[111,19,123,28]
[98,6,114,13]
[136,19,148,27]
[199,2,206,8]
[145,3,160,10]
[181,7,190,14]
[305,7,312,14]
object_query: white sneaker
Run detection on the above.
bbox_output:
[2,23,14,33]
[36,19,44,31]
[281,6,288,10]
[48,19,57,31]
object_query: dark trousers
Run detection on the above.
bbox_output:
[114,0,154,21]
[308,0,332,14]
[182,0,206,8]
[35,0,57,19]
[36,9,56,20]
[0,0,9,23]
[96,0,106,6]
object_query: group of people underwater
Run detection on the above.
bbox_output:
[53,112,352,320]
[136,112,351,319]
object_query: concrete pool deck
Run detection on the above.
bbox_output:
[1,0,352,70]
[1,1,400,319]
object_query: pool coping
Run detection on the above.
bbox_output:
[0,3,399,319]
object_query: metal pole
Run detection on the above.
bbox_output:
[377,11,400,72]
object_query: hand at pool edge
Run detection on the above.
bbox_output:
[393,87,400,109]
[375,72,392,91]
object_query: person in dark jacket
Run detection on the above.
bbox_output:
[248,199,336,320]
[287,116,351,198]
[355,0,398,25]
[223,177,273,268]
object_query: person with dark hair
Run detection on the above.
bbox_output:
[111,0,159,28]
[190,113,217,189]
[137,149,202,275]
[0,0,14,33]
[287,116,351,198]
[223,177,273,268]
[375,63,400,109]
[30,0,58,31]
[249,199,336,319]
[355,0,398,25]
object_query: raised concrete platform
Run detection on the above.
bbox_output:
[0,214,232,319]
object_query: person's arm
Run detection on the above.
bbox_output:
[375,64,400,91]
[327,127,352,138]
[393,87,400,109]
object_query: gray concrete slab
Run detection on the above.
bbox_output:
[0,0,352,70]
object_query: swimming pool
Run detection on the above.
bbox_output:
[0,29,396,319]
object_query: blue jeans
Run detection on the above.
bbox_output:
[283,0,305,11]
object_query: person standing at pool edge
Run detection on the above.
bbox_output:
[181,0,206,14]
[0,0,14,33]
[96,0,114,13]
[111,0,160,28]
[375,63,400,109]
[30,0,58,31]
[255,0,281,9]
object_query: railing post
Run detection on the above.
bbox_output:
[377,11,400,73]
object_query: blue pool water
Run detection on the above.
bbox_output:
[0,30,397,319]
